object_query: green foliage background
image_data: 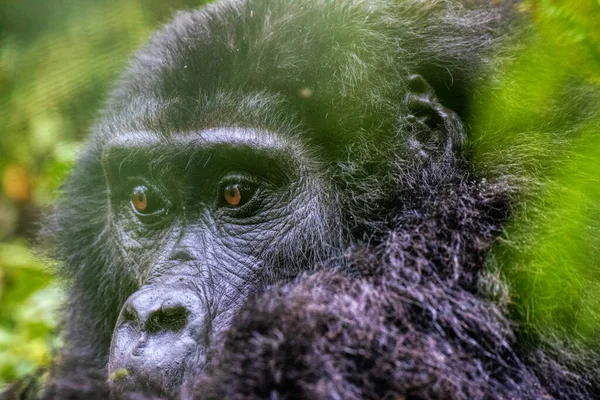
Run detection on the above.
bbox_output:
[0,0,599,391]
[471,0,600,351]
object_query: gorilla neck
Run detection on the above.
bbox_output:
[358,177,510,291]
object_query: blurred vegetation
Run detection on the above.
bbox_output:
[0,0,599,392]
[0,0,203,390]
[471,0,600,349]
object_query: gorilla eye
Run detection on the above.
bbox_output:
[224,184,242,206]
[130,185,165,215]
[218,177,258,211]
[132,186,148,211]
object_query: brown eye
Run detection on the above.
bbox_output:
[131,186,150,213]
[128,184,168,220]
[223,184,242,206]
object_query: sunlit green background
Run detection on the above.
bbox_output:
[0,0,599,391]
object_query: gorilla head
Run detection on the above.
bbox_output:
[42,0,599,399]
[103,3,464,390]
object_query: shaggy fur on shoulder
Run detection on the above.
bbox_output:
[195,179,550,400]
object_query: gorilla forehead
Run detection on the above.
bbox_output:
[98,0,407,144]
[100,91,298,141]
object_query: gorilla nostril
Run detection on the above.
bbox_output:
[121,306,137,324]
[146,305,189,334]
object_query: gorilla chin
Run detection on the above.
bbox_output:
[27,0,600,399]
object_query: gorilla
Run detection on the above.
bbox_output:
[16,0,600,399]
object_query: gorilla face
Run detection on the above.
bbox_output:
[104,128,342,393]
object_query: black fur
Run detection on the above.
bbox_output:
[19,0,599,399]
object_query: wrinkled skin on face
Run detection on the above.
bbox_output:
[103,128,344,394]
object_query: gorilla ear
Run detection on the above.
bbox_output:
[404,74,465,159]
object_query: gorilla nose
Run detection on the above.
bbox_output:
[122,288,192,334]
[108,284,207,394]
